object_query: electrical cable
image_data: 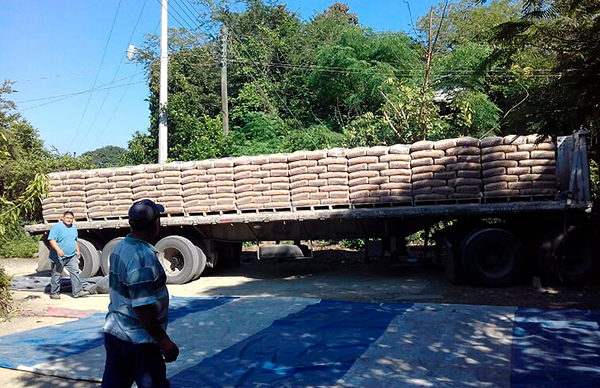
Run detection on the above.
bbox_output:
[67,0,124,152]
[20,79,146,112]
[76,0,150,151]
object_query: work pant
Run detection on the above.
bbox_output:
[101,333,169,388]
[50,255,83,296]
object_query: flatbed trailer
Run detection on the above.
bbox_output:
[25,131,597,286]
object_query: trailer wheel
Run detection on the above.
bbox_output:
[78,238,101,279]
[156,236,201,284]
[460,228,524,286]
[100,237,125,275]
[191,246,207,280]
[537,226,596,285]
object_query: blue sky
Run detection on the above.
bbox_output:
[1,0,440,156]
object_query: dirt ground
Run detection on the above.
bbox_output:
[1,246,599,387]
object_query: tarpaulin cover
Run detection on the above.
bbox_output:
[0,296,598,387]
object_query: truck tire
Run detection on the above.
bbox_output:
[100,237,125,275]
[191,246,207,280]
[78,238,101,279]
[156,236,201,284]
[460,228,524,286]
[537,226,597,285]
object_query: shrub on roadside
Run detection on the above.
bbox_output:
[0,226,38,258]
[0,266,13,320]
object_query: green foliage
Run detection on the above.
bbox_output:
[418,0,521,50]
[340,238,365,251]
[342,112,391,148]
[284,125,346,152]
[381,81,448,143]
[0,227,38,258]
[1,82,93,236]
[169,109,228,161]
[590,159,599,202]
[81,145,127,168]
[450,91,501,138]
[230,112,287,156]
[0,266,12,320]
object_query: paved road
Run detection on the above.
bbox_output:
[1,251,599,387]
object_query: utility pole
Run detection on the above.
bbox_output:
[221,25,229,136]
[158,0,169,163]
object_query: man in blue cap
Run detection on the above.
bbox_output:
[101,199,179,388]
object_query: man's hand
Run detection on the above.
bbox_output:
[159,338,179,363]
[56,248,65,258]
[133,304,179,363]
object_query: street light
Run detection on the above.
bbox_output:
[126,44,136,61]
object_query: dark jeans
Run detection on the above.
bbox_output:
[101,333,169,388]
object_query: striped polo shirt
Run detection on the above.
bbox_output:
[103,235,169,344]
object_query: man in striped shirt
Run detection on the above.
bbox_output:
[101,199,179,388]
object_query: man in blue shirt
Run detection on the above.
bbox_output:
[48,211,88,299]
[101,199,179,388]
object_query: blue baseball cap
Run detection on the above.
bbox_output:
[128,199,165,223]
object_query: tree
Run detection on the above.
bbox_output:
[81,145,127,168]
[0,82,93,235]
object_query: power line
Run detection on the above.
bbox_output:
[77,0,150,151]
[179,0,203,28]
[16,73,144,104]
[89,72,143,149]
[171,0,201,30]
[13,65,122,83]
[226,23,301,124]
[67,0,124,152]
[153,0,195,31]
[88,18,163,151]
[20,79,146,112]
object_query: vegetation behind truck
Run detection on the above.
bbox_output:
[25,131,597,287]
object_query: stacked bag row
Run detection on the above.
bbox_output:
[481,135,557,197]
[286,149,349,208]
[43,171,87,221]
[233,154,290,211]
[409,137,482,202]
[179,159,236,214]
[347,144,412,205]
[41,135,560,222]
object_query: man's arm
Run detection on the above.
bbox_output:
[133,304,179,362]
[48,239,64,258]
[75,241,80,257]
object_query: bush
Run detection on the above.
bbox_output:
[0,266,12,320]
[0,227,38,258]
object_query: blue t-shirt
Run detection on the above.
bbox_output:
[103,235,169,345]
[48,221,78,260]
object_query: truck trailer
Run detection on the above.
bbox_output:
[25,131,596,287]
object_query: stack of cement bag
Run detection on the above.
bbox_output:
[84,167,135,219]
[41,134,560,223]
[178,159,236,214]
[288,149,348,208]
[347,145,412,205]
[234,154,290,211]
[481,135,557,197]
[43,171,87,221]
[410,137,482,201]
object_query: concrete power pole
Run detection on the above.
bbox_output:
[221,25,229,136]
[158,0,169,163]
